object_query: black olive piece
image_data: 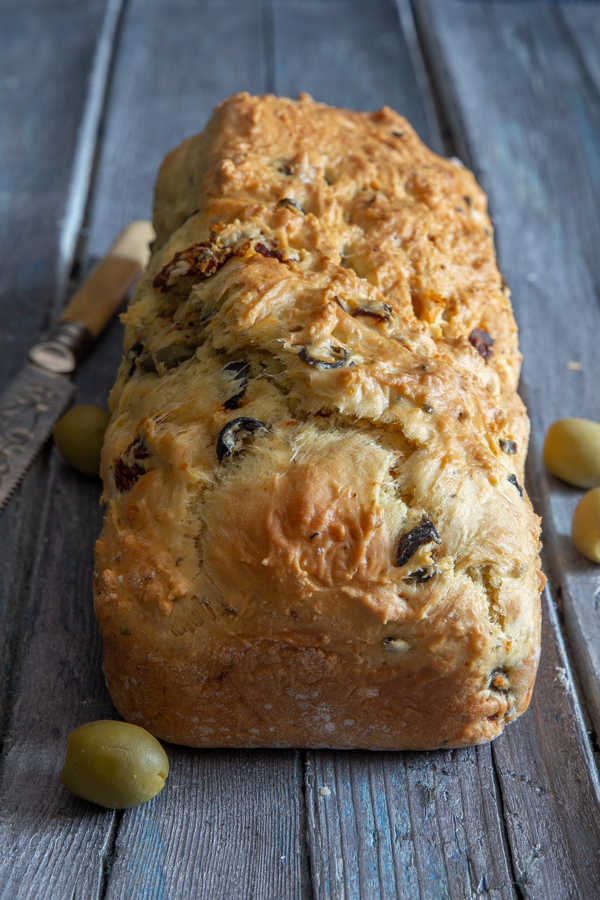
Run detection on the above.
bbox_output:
[127,341,144,376]
[351,303,392,325]
[392,130,405,138]
[489,668,510,693]
[223,361,250,410]
[216,417,267,463]
[396,516,441,568]
[278,197,305,214]
[154,343,197,370]
[422,403,434,414]
[508,474,524,498]
[137,354,157,374]
[299,345,349,369]
[499,438,517,454]
[404,569,435,583]
[469,327,494,361]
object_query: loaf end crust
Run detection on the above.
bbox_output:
[95,93,543,749]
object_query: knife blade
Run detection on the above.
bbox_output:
[0,220,154,511]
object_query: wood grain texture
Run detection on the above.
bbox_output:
[413,2,600,896]
[555,3,600,736]
[105,749,305,900]
[0,450,119,900]
[271,0,442,153]
[560,4,600,102]
[0,0,110,739]
[0,0,109,392]
[492,583,600,900]
[307,747,516,899]
[0,310,144,899]
[86,0,268,261]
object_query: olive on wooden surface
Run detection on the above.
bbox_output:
[543,418,600,488]
[572,487,600,564]
[60,720,169,809]
[53,404,111,478]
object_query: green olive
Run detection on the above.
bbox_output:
[60,720,169,809]
[53,405,111,478]
[572,487,600,564]
[543,418,600,488]
[153,343,196,370]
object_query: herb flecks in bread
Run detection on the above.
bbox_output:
[95,94,543,750]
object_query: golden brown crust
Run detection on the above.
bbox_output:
[95,93,542,749]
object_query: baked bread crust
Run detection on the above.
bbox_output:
[95,93,543,750]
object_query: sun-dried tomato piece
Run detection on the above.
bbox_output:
[129,437,149,460]
[114,457,146,493]
[255,242,284,262]
[469,328,494,361]
[489,668,510,693]
[153,239,235,292]
[396,516,441,568]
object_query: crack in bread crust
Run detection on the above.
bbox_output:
[94,93,542,750]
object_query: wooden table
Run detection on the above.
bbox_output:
[1,1,600,896]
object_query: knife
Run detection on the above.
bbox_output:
[0,220,155,511]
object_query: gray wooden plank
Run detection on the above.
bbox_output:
[412,1,600,895]
[556,3,600,739]
[0,0,110,391]
[492,581,600,900]
[0,0,111,738]
[271,0,442,153]
[105,749,305,900]
[560,4,600,105]
[0,2,138,897]
[87,0,269,260]
[82,3,307,897]
[307,746,516,899]
[0,450,120,900]
[0,317,148,898]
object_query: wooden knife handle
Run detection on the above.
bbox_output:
[60,220,155,338]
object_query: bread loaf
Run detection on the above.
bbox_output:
[94,93,543,750]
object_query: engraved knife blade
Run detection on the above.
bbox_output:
[0,220,154,513]
[0,363,76,510]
